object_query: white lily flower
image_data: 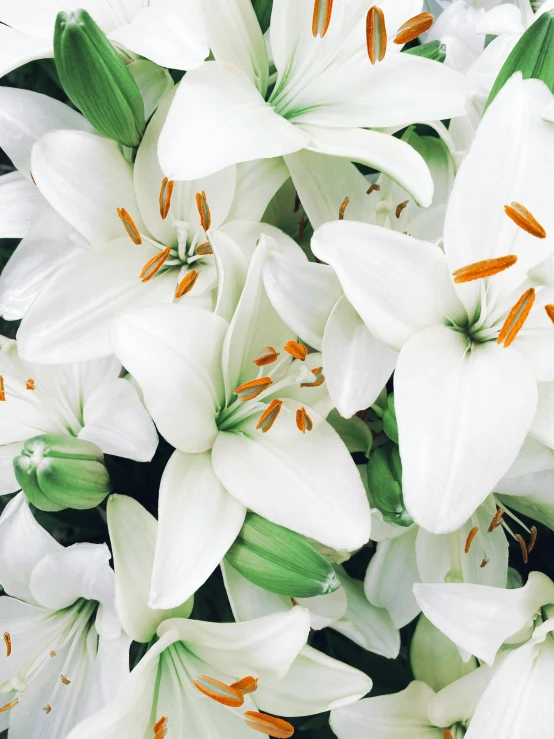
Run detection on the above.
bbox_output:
[15,87,295,364]
[0,336,158,495]
[159,0,467,207]
[0,493,130,739]
[264,131,454,417]
[312,75,554,534]
[0,0,208,77]
[222,558,401,659]
[111,236,371,609]
[426,0,487,74]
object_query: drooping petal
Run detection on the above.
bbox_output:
[109,0,208,71]
[0,25,53,79]
[158,62,309,181]
[300,124,434,207]
[413,571,554,665]
[107,495,193,643]
[226,158,290,222]
[150,450,246,609]
[31,130,143,244]
[396,326,538,533]
[312,221,464,351]
[111,304,228,453]
[17,238,176,363]
[79,377,158,462]
[256,645,372,718]
[323,296,397,418]
[212,400,371,551]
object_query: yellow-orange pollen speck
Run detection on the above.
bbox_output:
[394,12,434,44]
[140,248,171,283]
[254,346,280,367]
[284,340,308,361]
[244,711,295,738]
[464,526,478,554]
[296,407,313,434]
[193,675,244,707]
[504,201,546,239]
[452,255,517,284]
[0,699,18,714]
[175,270,199,299]
[496,287,535,348]
[235,376,273,401]
[366,6,387,64]
[43,705,52,714]
[339,196,349,221]
[257,399,283,433]
[196,191,212,231]
[159,178,175,220]
[60,674,71,685]
[312,0,334,37]
[0,376,5,401]
[117,208,142,245]
[154,716,168,738]
[3,632,11,657]
[26,378,35,390]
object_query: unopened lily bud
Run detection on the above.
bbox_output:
[382,393,398,443]
[487,12,554,109]
[405,39,447,63]
[225,513,340,598]
[54,10,145,147]
[13,435,111,512]
[366,444,413,527]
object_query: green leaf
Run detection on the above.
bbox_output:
[225,513,340,598]
[487,12,554,109]
[382,393,398,444]
[54,9,145,147]
[252,0,273,33]
[404,40,447,63]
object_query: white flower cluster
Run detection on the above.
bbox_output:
[0,0,554,737]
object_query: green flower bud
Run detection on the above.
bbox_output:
[487,12,554,109]
[405,40,447,63]
[54,10,145,147]
[327,409,372,457]
[13,435,111,512]
[382,393,398,444]
[225,513,341,598]
[366,444,413,527]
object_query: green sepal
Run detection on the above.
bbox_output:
[366,445,413,527]
[14,435,111,512]
[327,410,372,457]
[404,40,447,63]
[54,9,145,147]
[225,513,340,598]
[487,12,554,109]
[382,393,398,444]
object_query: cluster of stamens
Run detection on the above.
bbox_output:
[464,506,537,566]
[0,375,36,402]
[192,674,294,737]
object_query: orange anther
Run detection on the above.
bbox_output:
[505,202,546,239]
[296,407,313,433]
[0,376,5,401]
[516,534,529,564]
[159,177,175,220]
[452,255,517,284]
[43,705,52,714]
[312,0,334,37]
[117,207,142,245]
[193,675,244,707]
[154,716,168,738]
[443,731,453,739]
[26,378,35,390]
[3,632,11,657]
[140,247,171,283]
[396,200,409,219]
[367,183,381,195]
[497,287,535,347]
[366,6,387,64]
[256,399,283,433]
[480,558,489,568]
[196,242,213,256]
[339,196,349,221]
[230,676,259,695]
[60,675,71,685]
[300,367,325,388]
[488,508,504,533]
[196,191,212,231]
[545,305,554,324]
[0,699,18,713]
[175,270,199,299]
[235,376,273,401]
[254,346,280,367]
[464,526,479,554]
[529,526,538,553]
[394,12,434,44]
[244,711,295,738]
[284,340,308,361]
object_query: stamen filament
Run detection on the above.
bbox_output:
[505,202,546,239]
[452,255,517,284]
[159,178,175,220]
[244,711,295,738]
[117,207,142,245]
[193,675,244,707]
[394,12,434,44]
[464,527,479,553]
[497,287,535,347]
[196,191,212,231]
[312,0,334,37]
[175,270,199,298]
[366,6,387,64]
[140,247,171,283]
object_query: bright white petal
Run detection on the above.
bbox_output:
[476,4,524,34]
[0,25,52,78]
[212,399,371,551]
[221,558,292,621]
[226,157,290,222]
[0,171,52,238]
[150,450,246,609]
[396,326,538,533]
[413,571,554,665]
[159,62,309,181]
[209,227,249,323]
[112,304,228,452]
